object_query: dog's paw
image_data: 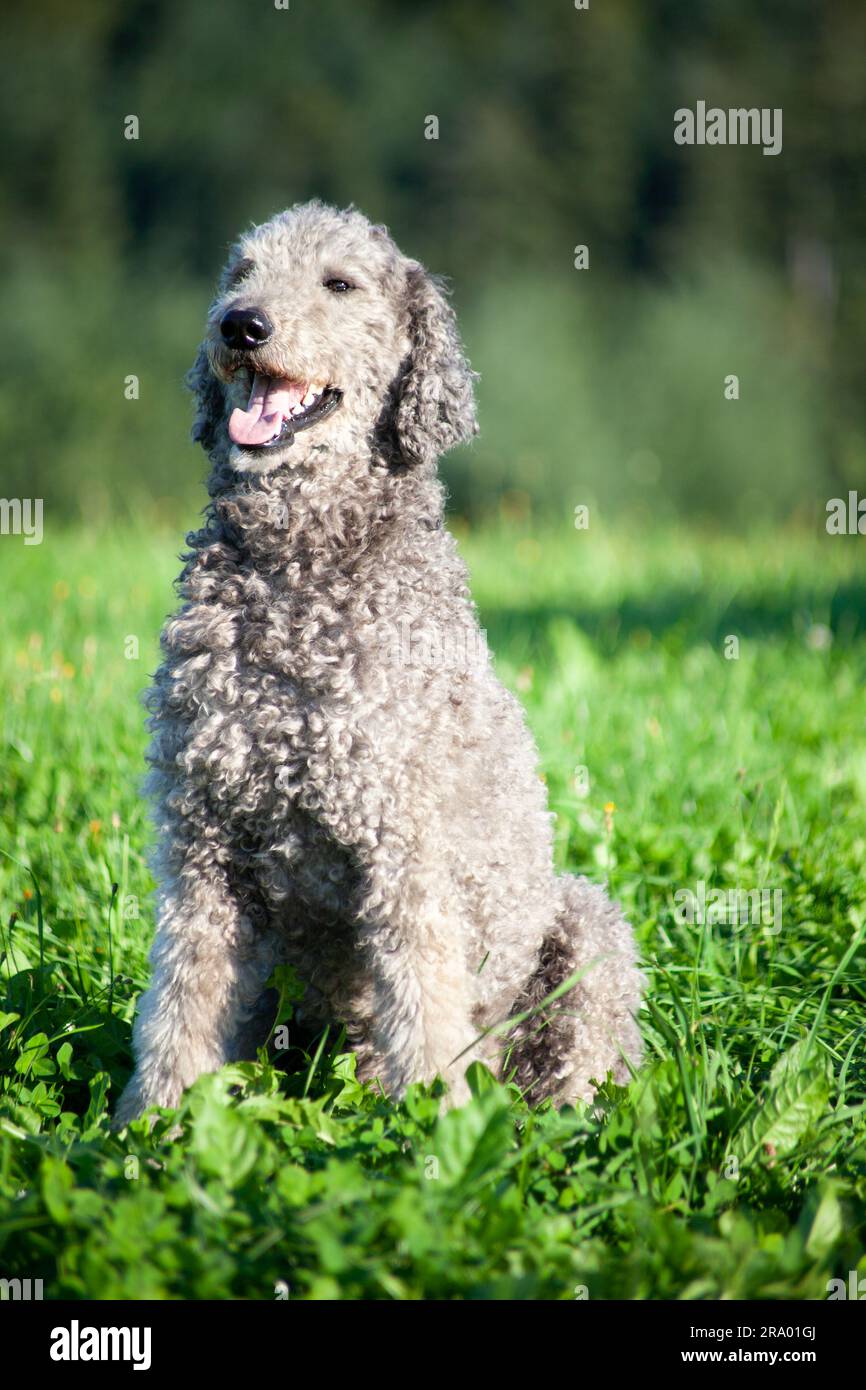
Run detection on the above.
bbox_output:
[112,1074,181,1133]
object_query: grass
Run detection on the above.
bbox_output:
[1,517,865,1299]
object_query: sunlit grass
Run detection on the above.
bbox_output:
[0,520,864,1299]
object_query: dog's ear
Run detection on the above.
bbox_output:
[186,340,225,452]
[393,264,478,466]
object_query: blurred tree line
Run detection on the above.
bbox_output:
[1,0,864,525]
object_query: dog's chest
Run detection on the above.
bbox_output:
[158,566,397,813]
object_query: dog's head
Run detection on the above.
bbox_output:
[188,201,477,475]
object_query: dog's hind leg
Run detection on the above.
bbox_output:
[504,876,643,1106]
[113,843,277,1127]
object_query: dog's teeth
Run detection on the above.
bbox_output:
[301,389,317,406]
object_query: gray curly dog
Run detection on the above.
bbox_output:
[115,201,643,1126]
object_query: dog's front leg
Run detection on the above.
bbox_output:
[114,850,274,1127]
[356,851,487,1106]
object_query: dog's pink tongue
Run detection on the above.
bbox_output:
[228,374,305,446]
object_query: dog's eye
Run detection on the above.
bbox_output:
[323,277,355,294]
[226,258,255,289]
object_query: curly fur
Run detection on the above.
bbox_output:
[114,201,643,1126]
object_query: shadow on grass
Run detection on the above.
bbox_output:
[1,963,134,1118]
[481,577,866,660]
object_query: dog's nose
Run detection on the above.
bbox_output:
[219,306,274,350]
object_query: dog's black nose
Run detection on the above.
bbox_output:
[219,306,274,350]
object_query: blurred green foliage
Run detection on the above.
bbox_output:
[2,0,864,522]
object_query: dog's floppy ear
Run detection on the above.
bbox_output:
[393,263,478,466]
[186,340,225,452]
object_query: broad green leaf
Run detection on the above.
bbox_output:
[431,1091,514,1192]
[803,1183,843,1262]
[733,1043,832,1165]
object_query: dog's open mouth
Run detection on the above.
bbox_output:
[228,374,342,450]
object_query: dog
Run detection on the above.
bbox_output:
[115,200,642,1125]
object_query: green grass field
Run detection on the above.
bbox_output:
[1,519,865,1299]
